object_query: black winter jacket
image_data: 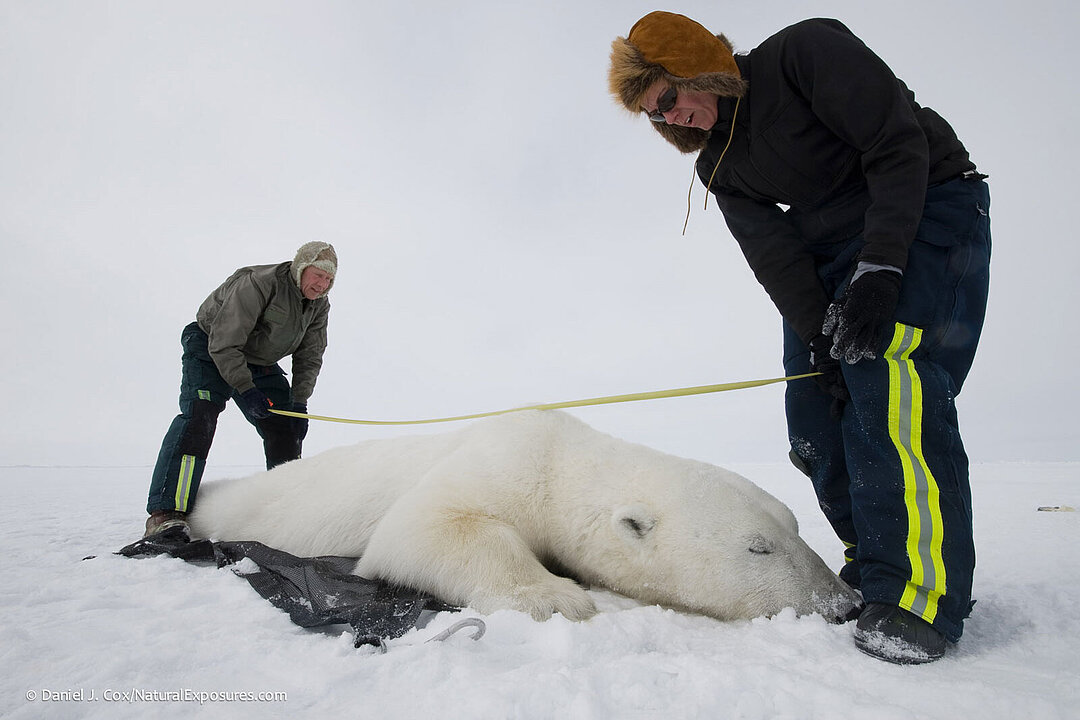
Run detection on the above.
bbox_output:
[696,18,976,343]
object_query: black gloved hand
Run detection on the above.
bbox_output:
[809,333,850,418]
[291,402,309,442]
[822,269,902,364]
[238,388,273,420]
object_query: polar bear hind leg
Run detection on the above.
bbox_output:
[356,502,596,622]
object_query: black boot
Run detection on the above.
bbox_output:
[854,603,947,664]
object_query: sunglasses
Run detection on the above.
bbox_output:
[647,87,678,123]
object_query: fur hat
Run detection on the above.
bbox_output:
[609,11,746,153]
[292,241,337,297]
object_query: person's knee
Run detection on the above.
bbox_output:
[178,399,223,457]
[259,416,301,469]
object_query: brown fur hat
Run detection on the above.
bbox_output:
[609,11,746,153]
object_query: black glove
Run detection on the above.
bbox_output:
[238,388,273,420]
[822,269,902,364]
[291,402,309,442]
[809,334,850,418]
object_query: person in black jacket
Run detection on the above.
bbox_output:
[609,12,991,664]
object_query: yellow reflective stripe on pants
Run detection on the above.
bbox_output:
[174,454,197,512]
[884,323,946,623]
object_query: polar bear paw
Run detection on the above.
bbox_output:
[507,575,598,622]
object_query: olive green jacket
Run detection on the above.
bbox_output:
[196,262,329,403]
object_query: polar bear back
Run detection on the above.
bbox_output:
[190,410,796,558]
[189,427,478,557]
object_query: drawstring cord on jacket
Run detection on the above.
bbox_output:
[682,95,741,235]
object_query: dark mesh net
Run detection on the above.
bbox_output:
[119,534,457,647]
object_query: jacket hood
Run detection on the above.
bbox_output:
[609,11,746,153]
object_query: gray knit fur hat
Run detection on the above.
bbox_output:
[292,241,338,297]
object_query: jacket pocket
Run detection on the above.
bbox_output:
[913,179,984,248]
[261,304,289,329]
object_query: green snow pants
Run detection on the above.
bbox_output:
[146,322,300,514]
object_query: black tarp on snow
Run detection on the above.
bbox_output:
[118,532,471,649]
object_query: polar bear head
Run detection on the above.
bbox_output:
[548,446,860,622]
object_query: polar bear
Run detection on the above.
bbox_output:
[189,410,860,623]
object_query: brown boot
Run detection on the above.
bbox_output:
[144,510,189,539]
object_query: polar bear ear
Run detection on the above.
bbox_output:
[612,504,657,543]
[747,533,776,555]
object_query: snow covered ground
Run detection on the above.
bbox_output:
[2,452,1077,720]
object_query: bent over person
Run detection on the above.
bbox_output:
[609,12,991,663]
[143,241,337,540]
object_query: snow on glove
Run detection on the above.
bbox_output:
[291,402,309,442]
[822,269,902,364]
[238,388,273,420]
[809,334,849,419]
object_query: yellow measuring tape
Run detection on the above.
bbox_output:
[270,372,820,426]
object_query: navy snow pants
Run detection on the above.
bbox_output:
[784,177,991,642]
[146,323,301,514]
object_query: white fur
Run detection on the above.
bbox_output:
[189,411,859,622]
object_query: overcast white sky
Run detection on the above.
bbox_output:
[3,0,1077,469]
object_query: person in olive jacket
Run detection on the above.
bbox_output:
[143,241,337,540]
[609,12,991,664]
